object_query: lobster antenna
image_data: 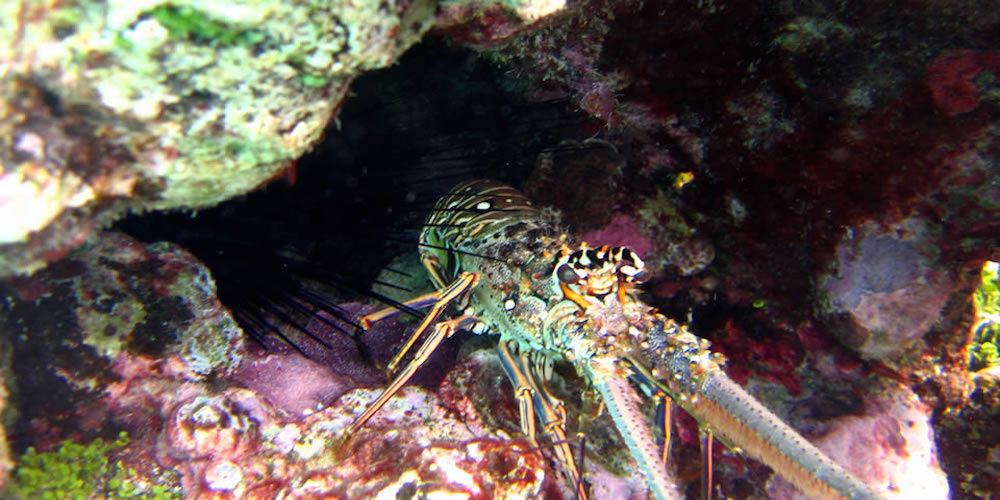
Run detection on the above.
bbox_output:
[413,241,507,263]
[575,432,588,500]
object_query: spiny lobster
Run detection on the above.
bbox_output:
[345,179,883,500]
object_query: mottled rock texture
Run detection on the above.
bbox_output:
[0,0,566,276]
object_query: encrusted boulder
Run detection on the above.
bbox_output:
[0,0,568,277]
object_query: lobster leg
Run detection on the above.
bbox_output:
[497,340,588,500]
[345,314,477,435]
[384,272,478,372]
[497,340,538,444]
[651,392,673,465]
[344,272,480,435]
[528,355,589,500]
[701,431,714,500]
[358,291,444,327]
[357,271,478,335]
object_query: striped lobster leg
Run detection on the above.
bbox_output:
[344,272,479,436]
[497,340,589,500]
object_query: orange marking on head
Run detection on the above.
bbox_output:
[560,282,592,310]
[617,279,629,305]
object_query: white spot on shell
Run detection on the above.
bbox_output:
[620,265,639,276]
[475,201,491,210]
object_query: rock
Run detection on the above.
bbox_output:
[817,218,953,360]
[0,233,566,497]
[767,383,949,499]
[0,0,568,277]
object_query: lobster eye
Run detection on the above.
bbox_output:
[557,264,580,284]
[619,264,651,283]
[633,268,651,282]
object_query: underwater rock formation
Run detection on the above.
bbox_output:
[523,138,625,231]
[937,366,1000,497]
[925,49,1000,116]
[767,383,948,499]
[1,0,998,497]
[817,218,954,361]
[0,370,8,491]
[0,232,245,441]
[0,0,567,277]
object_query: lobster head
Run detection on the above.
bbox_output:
[552,243,651,310]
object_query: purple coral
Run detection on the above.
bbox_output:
[580,213,654,259]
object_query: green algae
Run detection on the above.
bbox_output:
[147,5,264,46]
[1,0,438,214]
[971,261,1000,371]
[9,432,181,500]
[772,17,853,54]
[638,190,695,240]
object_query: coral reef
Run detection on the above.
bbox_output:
[522,138,625,231]
[0,0,414,274]
[0,362,9,492]
[0,0,568,277]
[1,0,998,497]
[937,366,1000,497]
[579,213,654,260]
[0,231,246,456]
[925,50,1000,116]
[636,190,715,276]
[126,362,561,497]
